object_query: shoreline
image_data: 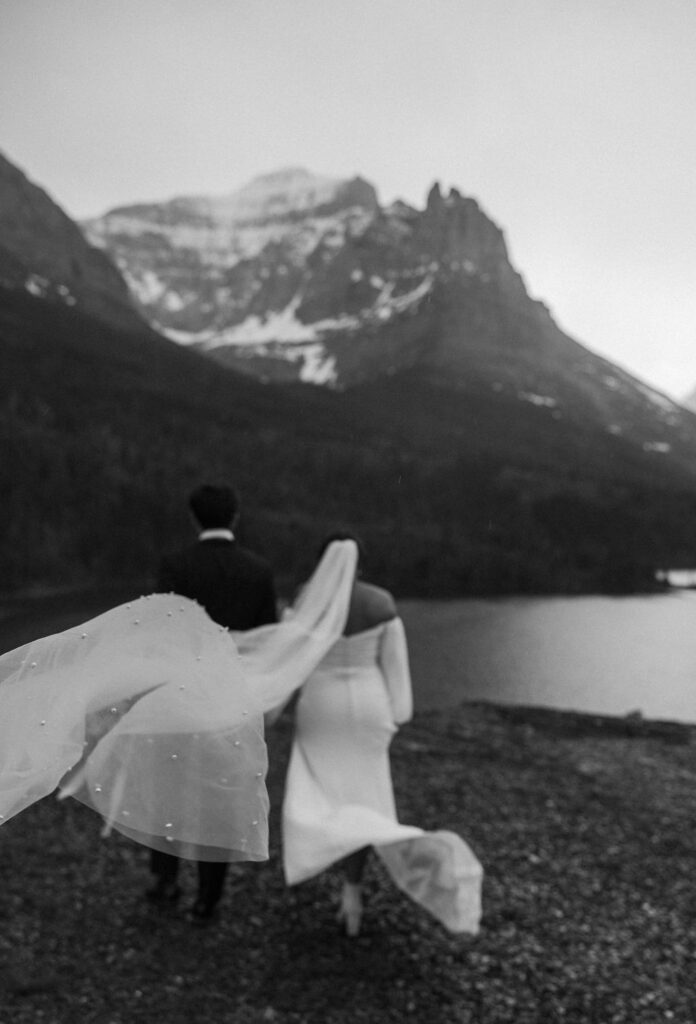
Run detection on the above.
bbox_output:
[465,698,695,741]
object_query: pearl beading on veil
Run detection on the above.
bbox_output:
[0,540,359,864]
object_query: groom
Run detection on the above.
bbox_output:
[147,482,278,922]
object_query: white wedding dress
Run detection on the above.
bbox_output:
[282,618,482,934]
[0,539,482,933]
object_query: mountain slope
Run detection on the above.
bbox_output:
[0,150,145,331]
[3,285,696,598]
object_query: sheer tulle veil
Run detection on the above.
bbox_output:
[0,540,358,862]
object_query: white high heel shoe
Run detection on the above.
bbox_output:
[337,881,363,937]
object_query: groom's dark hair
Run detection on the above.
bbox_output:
[189,484,239,529]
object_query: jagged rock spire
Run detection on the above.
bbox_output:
[426,182,444,215]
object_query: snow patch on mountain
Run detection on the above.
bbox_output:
[374,275,433,319]
[519,392,558,408]
[284,343,338,385]
[25,273,77,307]
[87,206,374,273]
[159,305,359,349]
[162,291,187,312]
[25,273,50,298]
[208,297,316,347]
[157,274,432,351]
[124,269,168,304]
[57,283,76,306]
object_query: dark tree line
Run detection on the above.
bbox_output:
[3,289,696,599]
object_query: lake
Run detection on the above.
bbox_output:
[2,587,695,724]
[401,590,696,723]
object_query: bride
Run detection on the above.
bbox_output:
[282,534,482,936]
[0,539,482,935]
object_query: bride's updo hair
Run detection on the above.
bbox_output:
[189,484,239,529]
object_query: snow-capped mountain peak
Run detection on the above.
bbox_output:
[75,167,696,463]
[82,169,514,382]
[209,168,351,223]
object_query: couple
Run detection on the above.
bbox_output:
[0,484,482,938]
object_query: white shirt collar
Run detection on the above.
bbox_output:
[198,529,235,542]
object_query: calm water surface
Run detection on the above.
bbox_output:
[401,591,696,723]
[2,588,695,724]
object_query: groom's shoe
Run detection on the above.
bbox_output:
[188,898,218,927]
[145,880,182,906]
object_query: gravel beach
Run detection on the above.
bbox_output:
[0,701,694,1024]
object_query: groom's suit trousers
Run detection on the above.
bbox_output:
[150,536,277,910]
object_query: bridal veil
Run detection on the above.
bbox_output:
[0,540,358,863]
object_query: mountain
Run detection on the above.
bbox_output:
[0,150,145,331]
[682,386,696,413]
[81,168,530,387]
[3,152,696,598]
[84,169,696,470]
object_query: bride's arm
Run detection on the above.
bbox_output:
[378,617,413,725]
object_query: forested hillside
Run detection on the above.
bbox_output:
[4,288,696,598]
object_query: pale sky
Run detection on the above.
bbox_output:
[1,0,694,399]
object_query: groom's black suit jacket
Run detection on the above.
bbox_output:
[153,536,277,891]
[157,537,278,630]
